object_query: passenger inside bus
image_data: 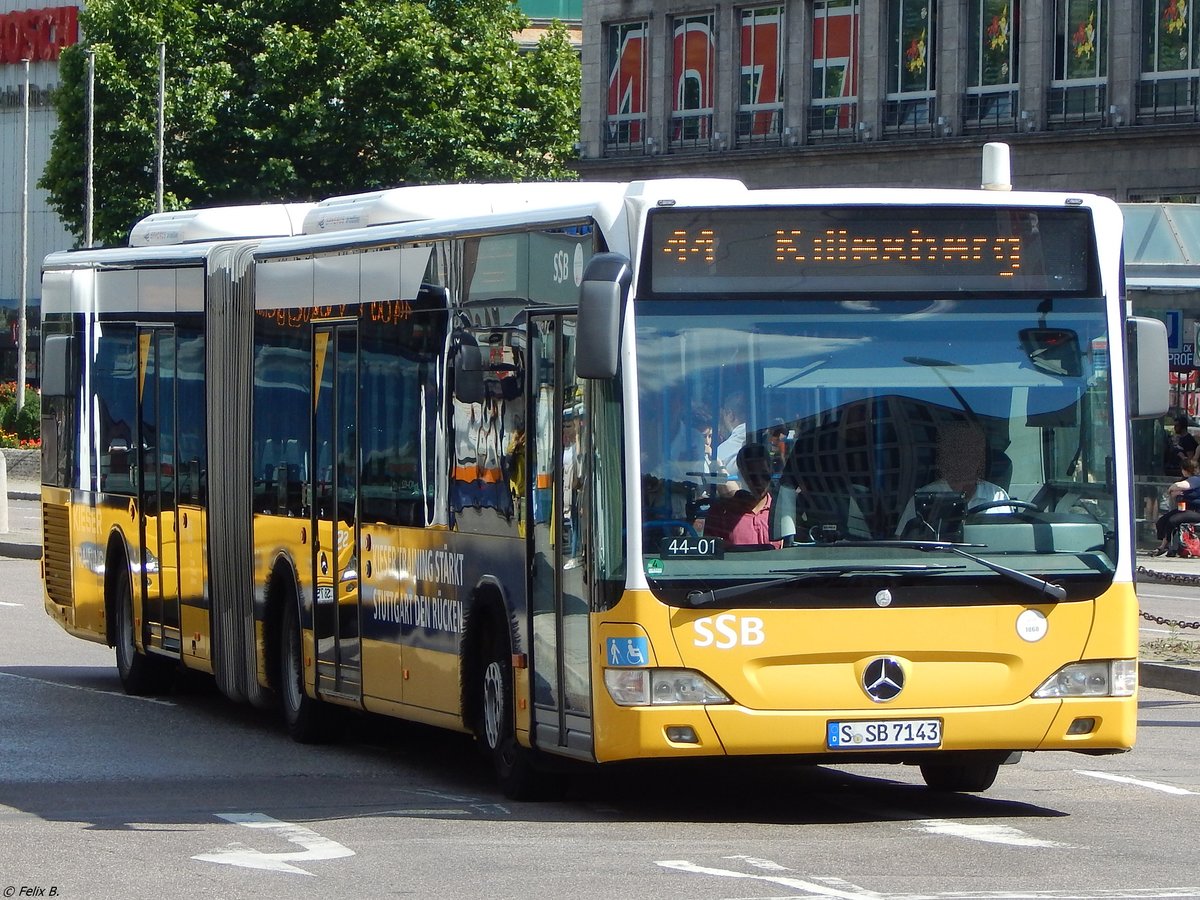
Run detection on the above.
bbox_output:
[895,422,1012,537]
[714,393,747,497]
[703,443,782,549]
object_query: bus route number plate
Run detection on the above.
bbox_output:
[827,718,942,749]
[659,536,724,559]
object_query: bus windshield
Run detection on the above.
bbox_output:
[635,297,1115,600]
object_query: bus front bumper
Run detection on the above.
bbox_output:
[593,695,1135,763]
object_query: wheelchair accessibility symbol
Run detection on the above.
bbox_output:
[607,637,649,667]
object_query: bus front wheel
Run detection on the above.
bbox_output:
[280,598,330,743]
[479,629,561,801]
[114,570,166,695]
[919,758,1000,793]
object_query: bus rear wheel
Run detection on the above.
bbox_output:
[919,758,1000,793]
[479,629,562,801]
[280,597,330,743]
[114,570,167,695]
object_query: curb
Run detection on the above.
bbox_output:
[0,539,41,560]
[1140,661,1200,695]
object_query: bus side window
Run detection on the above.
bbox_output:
[93,327,137,496]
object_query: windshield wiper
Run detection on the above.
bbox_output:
[833,540,1068,601]
[684,564,964,608]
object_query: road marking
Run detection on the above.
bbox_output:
[657,859,883,899]
[0,601,22,607]
[664,858,1200,899]
[1076,769,1196,795]
[192,812,355,876]
[900,891,1200,899]
[908,819,1072,847]
[359,789,511,819]
[0,671,174,705]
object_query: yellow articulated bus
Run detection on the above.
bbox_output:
[41,164,1169,799]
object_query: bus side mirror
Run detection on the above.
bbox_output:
[1127,316,1169,419]
[42,333,72,398]
[453,334,485,405]
[577,252,631,380]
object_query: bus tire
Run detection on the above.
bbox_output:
[113,568,166,696]
[280,596,330,744]
[479,628,562,801]
[919,758,1000,793]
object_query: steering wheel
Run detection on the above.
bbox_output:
[970,499,1040,514]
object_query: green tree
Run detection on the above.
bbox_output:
[41,0,581,247]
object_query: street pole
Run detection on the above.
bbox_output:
[17,59,29,412]
[156,41,165,213]
[85,50,94,248]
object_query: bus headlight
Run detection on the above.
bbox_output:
[603,668,731,707]
[1033,660,1137,698]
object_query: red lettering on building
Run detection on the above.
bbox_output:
[606,24,646,142]
[0,6,79,65]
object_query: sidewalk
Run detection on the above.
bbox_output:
[1133,550,1200,695]
[0,479,42,560]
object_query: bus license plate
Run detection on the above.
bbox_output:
[827,719,941,749]
[317,585,334,604]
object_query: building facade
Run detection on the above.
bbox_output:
[0,1,80,381]
[578,0,1200,198]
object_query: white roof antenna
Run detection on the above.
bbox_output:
[981,142,1012,191]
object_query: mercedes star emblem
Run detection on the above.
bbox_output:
[862,657,905,702]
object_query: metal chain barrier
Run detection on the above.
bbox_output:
[1137,565,1200,630]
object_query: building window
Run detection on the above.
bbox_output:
[963,0,1018,131]
[605,21,649,154]
[885,0,935,137]
[738,5,785,146]
[809,0,859,143]
[671,12,716,151]
[1139,0,1200,121]
[1049,0,1108,127]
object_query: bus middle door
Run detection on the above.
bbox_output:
[529,314,594,759]
[137,326,181,657]
[312,322,363,702]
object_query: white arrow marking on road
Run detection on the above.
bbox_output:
[0,671,173,705]
[909,819,1072,847]
[657,860,884,899]
[1077,769,1197,795]
[192,812,355,876]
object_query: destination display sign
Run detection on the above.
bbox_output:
[644,205,1097,297]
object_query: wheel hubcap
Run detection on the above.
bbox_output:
[117,594,133,669]
[285,624,302,714]
[483,661,503,749]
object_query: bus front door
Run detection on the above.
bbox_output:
[137,326,181,657]
[311,323,362,701]
[529,314,594,759]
